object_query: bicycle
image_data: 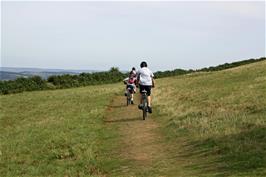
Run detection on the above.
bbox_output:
[126,86,134,106]
[141,90,148,120]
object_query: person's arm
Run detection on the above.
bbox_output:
[123,77,129,85]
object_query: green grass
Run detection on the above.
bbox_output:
[0,84,122,177]
[153,61,266,176]
[1,61,266,177]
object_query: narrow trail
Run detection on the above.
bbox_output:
[104,95,187,176]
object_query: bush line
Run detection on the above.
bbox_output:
[0,57,265,95]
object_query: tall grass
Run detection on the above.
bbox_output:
[153,61,266,176]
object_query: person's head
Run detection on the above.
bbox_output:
[132,67,136,71]
[129,71,134,76]
[140,61,147,68]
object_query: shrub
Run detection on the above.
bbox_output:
[0,76,47,94]
[1,57,265,95]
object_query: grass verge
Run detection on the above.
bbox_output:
[153,61,266,176]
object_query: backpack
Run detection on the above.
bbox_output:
[128,77,135,84]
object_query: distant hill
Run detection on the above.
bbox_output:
[0,71,30,80]
[0,67,99,80]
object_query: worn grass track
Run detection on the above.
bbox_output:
[103,61,266,177]
[103,95,193,177]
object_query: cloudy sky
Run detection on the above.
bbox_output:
[1,1,265,71]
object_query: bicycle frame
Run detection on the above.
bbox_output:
[126,88,133,106]
[126,87,133,106]
[141,90,148,120]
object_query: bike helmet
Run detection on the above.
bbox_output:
[140,61,147,68]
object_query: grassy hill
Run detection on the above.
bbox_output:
[1,60,265,176]
[153,60,266,176]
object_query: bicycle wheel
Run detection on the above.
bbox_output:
[142,98,147,120]
[127,95,130,106]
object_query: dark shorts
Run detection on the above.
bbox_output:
[126,84,135,93]
[139,85,152,96]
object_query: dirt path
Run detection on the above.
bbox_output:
[104,95,183,176]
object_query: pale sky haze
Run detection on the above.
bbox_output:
[1,1,265,71]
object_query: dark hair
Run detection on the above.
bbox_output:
[132,67,136,70]
[140,61,147,68]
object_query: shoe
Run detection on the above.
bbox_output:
[131,100,134,104]
[138,104,143,110]
[147,106,152,113]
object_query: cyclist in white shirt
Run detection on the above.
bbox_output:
[136,61,155,113]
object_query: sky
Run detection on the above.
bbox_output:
[1,1,265,71]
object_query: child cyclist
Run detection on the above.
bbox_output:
[123,70,137,104]
[136,61,155,113]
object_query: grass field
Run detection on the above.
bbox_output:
[0,84,121,176]
[1,61,266,177]
[153,60,266,176]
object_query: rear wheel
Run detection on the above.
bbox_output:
[126,92,131,106]
[127,97,131,106]
[142,99,147,120]
[143,109,147,120]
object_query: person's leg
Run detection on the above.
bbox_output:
[131,85,136,104]
[146,86,151,106]
[128,85,133,103]
[147,86,152,113]
[147,96,151,107]
[131,93,134,103]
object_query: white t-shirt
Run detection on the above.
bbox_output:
[137,67,154,86]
